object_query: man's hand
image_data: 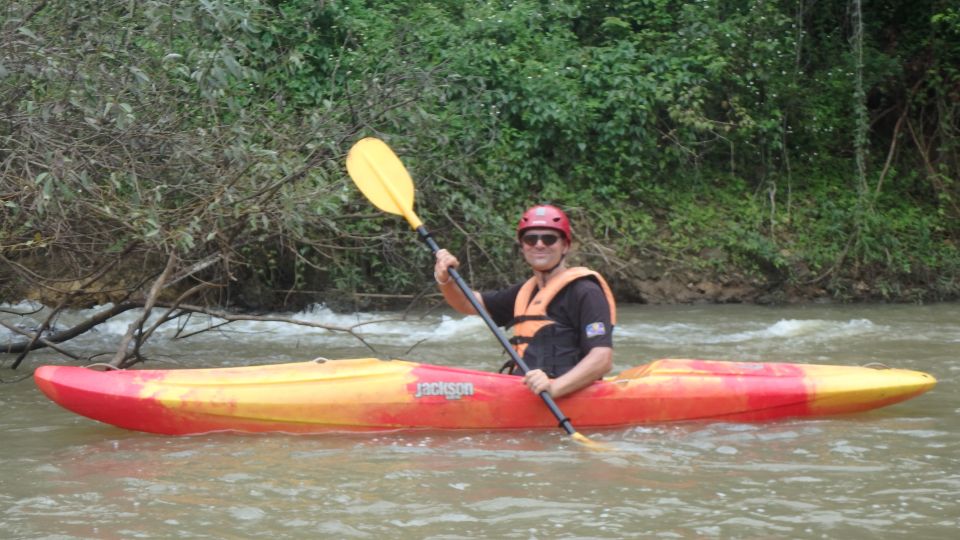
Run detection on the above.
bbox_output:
[523,369,553,396]
[433,248,482,315]
[434,249,459,284]
[521,347,613,399]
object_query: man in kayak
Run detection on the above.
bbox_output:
[433,204,616,398]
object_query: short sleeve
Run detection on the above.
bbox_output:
[566,278,614,354]
[480,281,524,327]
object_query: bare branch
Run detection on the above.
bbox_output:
[2,302,140,355]
[154,302,391,355]
[110,252,178,368]
[0,319,80,361]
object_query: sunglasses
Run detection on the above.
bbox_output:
[520,233,561,247]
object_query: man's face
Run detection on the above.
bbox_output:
[519,228,568,272]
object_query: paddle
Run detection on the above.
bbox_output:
[346,137,605,449]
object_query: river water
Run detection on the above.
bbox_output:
[2,302,958,539]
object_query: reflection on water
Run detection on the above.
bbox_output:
[2,303,959,538]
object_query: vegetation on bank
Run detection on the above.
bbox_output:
[1,1,958,365]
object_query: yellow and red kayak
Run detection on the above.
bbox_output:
[34,358,935,435]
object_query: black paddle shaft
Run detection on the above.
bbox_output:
[417,226,577,435]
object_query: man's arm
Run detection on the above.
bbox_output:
[434,249,482,314]
[523,346,613,398]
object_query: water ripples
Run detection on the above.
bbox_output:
[3,303,958,538]
[2,414,956,539]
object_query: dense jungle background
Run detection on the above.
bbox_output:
[2,0,959,364]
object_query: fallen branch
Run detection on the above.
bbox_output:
[2,301,141,355]
[0,319,80,360]
[110,251,178,368]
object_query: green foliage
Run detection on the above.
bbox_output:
[2,0,958,307]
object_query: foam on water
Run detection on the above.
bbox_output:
[616,318,882,346]
[2,302,496,350]
[0,300,907,359]
[728,318,880,342]
[0,301,45,340]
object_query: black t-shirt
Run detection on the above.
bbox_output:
[481,277,614,360]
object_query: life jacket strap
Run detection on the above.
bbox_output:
[504,314,551,330]
[510,335,573,346]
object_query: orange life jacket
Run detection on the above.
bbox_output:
[504,267,616,377]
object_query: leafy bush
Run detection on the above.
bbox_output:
[2,0,957,313]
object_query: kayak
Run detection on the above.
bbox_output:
[34,358,935,435]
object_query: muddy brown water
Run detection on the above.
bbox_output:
[2,302,958,538]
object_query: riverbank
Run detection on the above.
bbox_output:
[4,253,955,314]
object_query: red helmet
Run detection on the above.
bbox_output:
[516,205,572,242]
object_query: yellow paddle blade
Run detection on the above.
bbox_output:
[571,431,613,452]
[346,137,423,230]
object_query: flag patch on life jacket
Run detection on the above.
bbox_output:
[585,322,606,338]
